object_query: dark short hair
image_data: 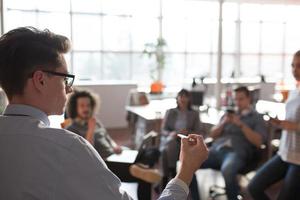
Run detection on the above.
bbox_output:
[234,86,250,97]
[294,50,300,57]
[66,90,97,119]
[177,89,192,110]
[0,26,71,99]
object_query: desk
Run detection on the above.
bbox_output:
[126,98,177,121]
[106,149,138,164]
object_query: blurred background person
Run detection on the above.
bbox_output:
[248,50,300,200]
[160,89,203,189]
[66,90,122,158]
[191,86,267,200]
[65,90,161,200]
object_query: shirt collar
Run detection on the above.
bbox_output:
[237,106,254,117]
[3,104,50,126]
[74,118,88,126]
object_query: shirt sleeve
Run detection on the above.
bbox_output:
[57,136,133,200]
[158,178,189,200]
[253,113,268,143]
[161,109,173,136]
[94,128,115,158]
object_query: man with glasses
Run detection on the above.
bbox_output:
[0,27,208,200]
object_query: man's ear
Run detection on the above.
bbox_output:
[31,70,46,92]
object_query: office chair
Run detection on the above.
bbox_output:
[126,90,150,129]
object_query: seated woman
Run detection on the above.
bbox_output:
[248,50,300,200]
[160,89,203,188]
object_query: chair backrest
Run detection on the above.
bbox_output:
[126,90,150,127]
[190,91,204,106]
[127,90,150,106]
[134,131,159,162]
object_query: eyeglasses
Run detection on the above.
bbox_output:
[42,70,75,88]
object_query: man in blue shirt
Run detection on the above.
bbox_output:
[191,86,267,200]
[0,27,209,200]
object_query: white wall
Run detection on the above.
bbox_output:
[75,82,137,129]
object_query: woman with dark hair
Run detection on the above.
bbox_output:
[160,89,203,188]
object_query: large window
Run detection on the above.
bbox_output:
[3,0,300,86]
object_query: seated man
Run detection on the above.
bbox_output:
[65,90,160,200]
[191,86,267,200]
[66,90,122,158]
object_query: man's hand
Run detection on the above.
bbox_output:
[269,117,281,126]
[221,114,232,125]
[278,120,298,131]
[113,145,123,154]
[87,117,97,132]
[231,114,243,127]
[269,118,298,131]
[179,129,188,135]
[86,117,96,144]
[176,134,209,185]
[169,131,178,139]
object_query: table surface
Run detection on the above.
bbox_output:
[126,98,223,125]
[126,99,287,125]
[126,98,177,121]
[49,99,286,129]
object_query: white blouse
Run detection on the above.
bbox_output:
[278,89,300,165]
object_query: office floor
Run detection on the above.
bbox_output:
[108,128,281,200]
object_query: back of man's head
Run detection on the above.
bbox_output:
[0,27,71,100]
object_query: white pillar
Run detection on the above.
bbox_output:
[236,2,241,77]
[215,0,224,109]
[0,0,4,35]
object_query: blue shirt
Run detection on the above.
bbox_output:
[212,109,267,160]
[0,104,189,200]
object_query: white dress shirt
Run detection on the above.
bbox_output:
[0,104,189,200]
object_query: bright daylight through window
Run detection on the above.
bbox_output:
[4,0,300,86]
